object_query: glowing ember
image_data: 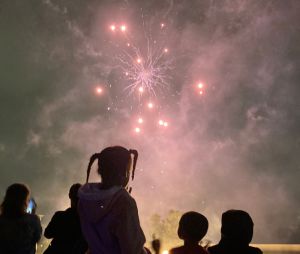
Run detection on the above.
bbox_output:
[158,120,164,125]
[96,87,103,94]
[148,102,154,109]
[160,23,165,28]
[162,251,169,254]
[137,58,142,63]
[138,87,144,93]
[164,48,169,53]
[120,25,127,32]
[138,118,143,124]
[199,90,203,95]
[163,122,168,127]
[135,127,141,133]
[110,25,116,31]
[198,82,204,89]
[125,72,129,76]
[127,43,130,47]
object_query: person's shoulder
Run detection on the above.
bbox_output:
[21,214,41,228]
[25,213,40,221]
[112,188,138,214]
[115,188,136,205]
[249,246,263,254]
[169,246,184,254]
[50,210,66,219]
[207,244,219,254]
[64,207,76,214]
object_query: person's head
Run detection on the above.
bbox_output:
[178,211,209,243]
[1,183,30,218]
[69,183,82,209]
[221,209,254,245]
[86,146,138,189]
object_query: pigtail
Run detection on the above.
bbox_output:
[126,149,138,194]
[129,149,138,180]
[86,153,101,183]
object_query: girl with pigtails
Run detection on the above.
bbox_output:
[78,146,150,254]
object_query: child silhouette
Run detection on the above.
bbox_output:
[169,211,209,254]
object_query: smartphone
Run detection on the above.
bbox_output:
[26,198,36,214]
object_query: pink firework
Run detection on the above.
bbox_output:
[96,87,103,94]
[120,24,127,32]
[147,102,154,109]
[110,24,116,31]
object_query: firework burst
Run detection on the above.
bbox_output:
[119,43,173,96]
[110,23,173,97]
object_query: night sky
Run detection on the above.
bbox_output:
[0,0,300,244]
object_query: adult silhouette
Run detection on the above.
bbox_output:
[44,183,88,254]
[208,210,263,254]
[0,183,42,254]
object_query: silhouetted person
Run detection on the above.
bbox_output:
[78,146,149,254]
[44,183,88,254]
[169,211,209,254]
[0,183,42,254]
[151,236,161,254]
[208,210,263,254]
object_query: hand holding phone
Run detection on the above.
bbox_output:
[26,198,37,214]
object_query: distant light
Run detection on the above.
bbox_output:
[125,72,129,76]
[198,82,204,89]
[110,25,116,31]
[107,107,111,111]
[199,90,203,95]
[137,58,142,63]
[162,251,169,254]
[163,122,168,127]
[158,120,164,125]
[96,87,103,94]
[160,23,165,28]
[138,118,143,124]
[148,102,154,109]
[164,48,169,53]
[120,24,127,32]
[127,43,130,47]
[135,127,141,133]
[138,87,144,93]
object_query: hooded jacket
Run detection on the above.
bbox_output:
[78,183,147,254]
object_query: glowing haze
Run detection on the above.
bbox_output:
[0,0,300,245]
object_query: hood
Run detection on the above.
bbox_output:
[78,183,123,223]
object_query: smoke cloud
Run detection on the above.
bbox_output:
[0,0,299,245]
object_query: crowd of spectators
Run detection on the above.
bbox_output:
[0,146,263,254]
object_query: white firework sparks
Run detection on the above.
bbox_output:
[113,27,173,96]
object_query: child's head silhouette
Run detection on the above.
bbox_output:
[221,209,254,245]
[178,211,208,243]
[86,146,138,190]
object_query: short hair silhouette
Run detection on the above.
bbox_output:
[44,183,87,254]
[221,209,253,244]
[178,211,209,242]
[208,209,263,254]
[69,183,81,201]
[1,183,30,218]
